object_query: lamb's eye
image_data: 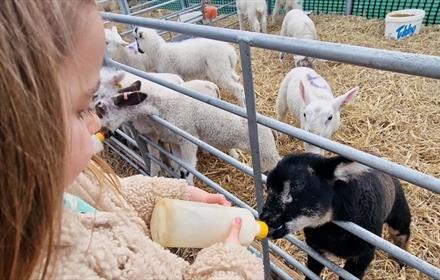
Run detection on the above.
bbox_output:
[303,113,306,118]
[328,115,333,121]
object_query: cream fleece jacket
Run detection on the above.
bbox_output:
[36,173,263,279]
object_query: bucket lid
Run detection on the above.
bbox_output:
[385,9,426,22]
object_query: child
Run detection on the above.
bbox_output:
[0,1,263,279]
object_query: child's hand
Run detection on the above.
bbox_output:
[187,186,231,206]
[225,217,242,244]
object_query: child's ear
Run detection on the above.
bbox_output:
[113,92,148,107]
[118,81,141,93]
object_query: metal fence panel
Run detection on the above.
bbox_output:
[101,8,440,280]
[122,0,440,24]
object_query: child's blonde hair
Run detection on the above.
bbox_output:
[0,1,119,279]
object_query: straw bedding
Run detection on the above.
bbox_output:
[102,10,440,280]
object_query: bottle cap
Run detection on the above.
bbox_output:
[95,132,105,143]
[256,220,269,239]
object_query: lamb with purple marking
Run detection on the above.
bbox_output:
[260,153,411,279]
[275,67,359,155]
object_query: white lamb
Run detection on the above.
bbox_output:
[95,70,280,185]
[97,69,221,180]
[276,67,359,155]
[279,9,318,68]
[133,27,245,106]
[96,67,184,156]
[236,0,267,33]
[104,26,149,71]
[272,0,303,24]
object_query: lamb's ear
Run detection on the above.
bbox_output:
[118,80,141,93]
[312,156,353,180]
[313,156,369,181]
[299,81,313,105]
[113,91,148,107]
[111,25,118,34]
[333,87,359,111]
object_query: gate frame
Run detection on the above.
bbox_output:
[101,11,440,280]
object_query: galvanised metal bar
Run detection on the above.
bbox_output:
[129,114,437,279]
[345,0,353,15]
[334,221,440,279]
[105,139,148,175]
[130,0,179,16]
[101,14,435,278]
[139,134,322,280]
[284,235,359,280]
[120,3,233,38]
[106,59,440,195]
[108,135,149,171]
[149,115,264,181]
[179,0,186,9]
[161,4,201,19]
[248,246,294,280]
[114,129,180,178]
[101,13,440,79]
[127,123,152,172]
[109,131,290,279]
[215,0,237,10]
[239,40,271,280]
[105,61,440,278]
[130,0,158,11]
[117,0,131,14]
[118,116,357,279]
[149,115,357,279]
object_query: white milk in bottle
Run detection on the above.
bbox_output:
[150,198,268,248]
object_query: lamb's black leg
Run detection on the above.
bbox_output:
[305,255,324,280]
[340,249,375,279]
[385,180,411,267]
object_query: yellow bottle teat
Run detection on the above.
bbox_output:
[95,132,105,142]
[256,220,268,239]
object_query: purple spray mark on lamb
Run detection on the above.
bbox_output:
[307,73,328,89]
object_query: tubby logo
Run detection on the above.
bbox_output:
[396,24,416,39]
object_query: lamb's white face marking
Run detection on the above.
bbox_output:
[334,162,370,182]
[281,180,292,204]
[286,210,333,232]
[302,100,336,138]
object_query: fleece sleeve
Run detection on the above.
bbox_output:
[184,243,264,280]
[119,175,192,226]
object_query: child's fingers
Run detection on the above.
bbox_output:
[206,194,231,206]
[225,217,242,244]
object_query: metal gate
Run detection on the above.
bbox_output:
[100,1,440,279]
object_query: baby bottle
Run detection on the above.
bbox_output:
[150,198,268,248]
